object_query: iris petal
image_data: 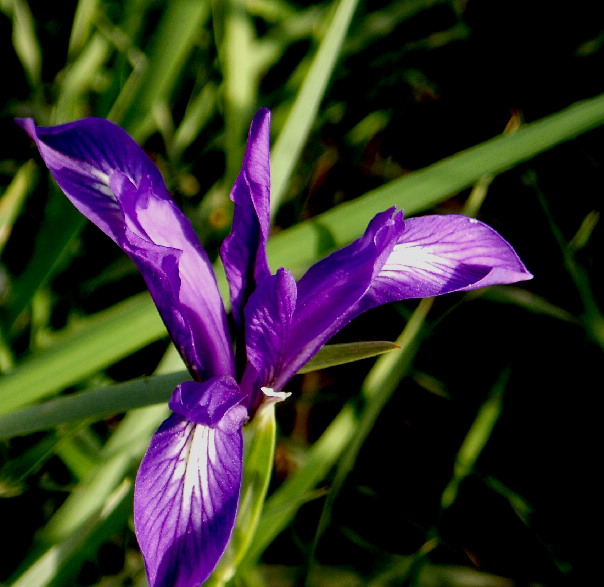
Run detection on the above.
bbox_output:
[220,108,272,327]
[134,401,246,587]
[275,210,403,390]
[18,118,233,379]
[169,377,247,429]
[364,214,533,305]
[242,268,297,404]
[16,117,166,240]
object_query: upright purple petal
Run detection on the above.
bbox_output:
[362,214,533,307]
[18,118,234,379]
[135,379,247,587]
[274,210,403,391]
[240,268,297,407]
[220,109,272,327]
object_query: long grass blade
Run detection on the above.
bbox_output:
[270,0,359,212]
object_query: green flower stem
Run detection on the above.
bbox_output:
[239,298,433,573]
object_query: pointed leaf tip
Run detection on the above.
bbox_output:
[298,341,401,374]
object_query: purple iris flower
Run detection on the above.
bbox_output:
[18,108,532,586]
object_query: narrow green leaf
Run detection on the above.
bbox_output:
[40,404,167,543]
[439,370,508,511]
[222,0,259,184]
[10,479,134,587]
[0,293,165,416]
[4,187,85,332]
[208,404,278,585]
[4,0,42,88]
[54,427,103,481]
[0,342,397,438]
[67,0,99,58]
[0,433,63,497]
[0,370,188,439]
[54,33,112,121]
[267,93,604,274]
[172,82,218,160]
[270,0,359,211]
[477,286,580,324]
[115,0,211,141]
[298,340,400,373]
[0,160,37,253]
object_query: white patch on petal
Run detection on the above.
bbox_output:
[42,141,116,199]
[90,167,111,186]
[184,424,216,519]
[382,241,458,280]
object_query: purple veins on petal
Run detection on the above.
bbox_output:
[135,405,246,587]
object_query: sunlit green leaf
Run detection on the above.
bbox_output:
[298,340,400,373]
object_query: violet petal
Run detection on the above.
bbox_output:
[16,117,166,241]
[169,376,246,429]
[18,118,233,379]
[275,209,403,390]
[241,268,297,403]
[134,398,246,587]
[363,214,533,306]
[220,108,272,327]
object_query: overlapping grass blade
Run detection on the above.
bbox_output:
[0,160,37,256]
[0,293,164,416]
[1,0,42,89]
[0,342,396,438]
[267,93,604,272]
[113,0,211,140]
[270,0,360,211]
[0,371,187,439]
[221,0,260,184]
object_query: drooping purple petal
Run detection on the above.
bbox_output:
[135,380,247,587]
[362,214,533,307]
[18,118,233,379]
[220,108,272,328]
[16,117,166,241]
[273,209,403,391]
[169,376,247,428]
[240,268,297,407]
